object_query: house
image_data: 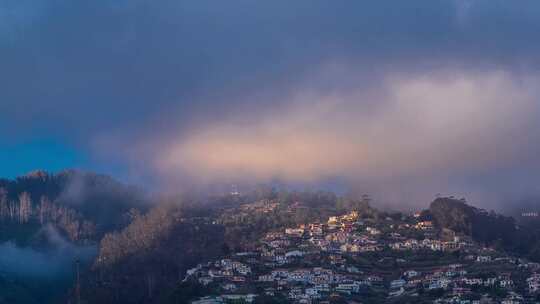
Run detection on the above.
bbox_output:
[268,240,290,248]
[192,296,224,304]
[198,277,213,285]
[219,259,233,268]
[285,250,304,258]
[288,269,312,282]
[463,278,483,286]
[527,274,540,293]
[341,223,354,233]
[404,270,420,278]
[415,221,433,230]
[451,287,471,296]
[288,287,303,300]
[346,266,361,273]
[271,269,289,278]
[484,277,496,286]
[520,262,540,270]
[429,241,442,251]
[231,276,246,283]
[366,227,381,235]
[342,211,359,221]
[305,288,322,299]
[221,283,237,291]
[311,268,332,276]
[264,288,276,296]
[326,232,348,243]
[309,224,324,236]
[367,275,383,283]
[390,279,406,289]
[390,232,403,240]
[336,282,360,294]
[442,241,460,252]
[361,244,381,252]
[500,279,514,288]
[476,256,492,263]
[232,262,251,275]
[308,284,330,293]
[405,279,422,288]
[208,269,223,278]
[310,274,333,285]
[501,292,524,304]
[274,255,287,264]
[340,243,360,253]
[428,278,449,290]
[265,232,284,240]
[221,294,257,303]
[328,216,339,224]
[445,270,457,277]
[258,274,274,282]
[285,228,305,237]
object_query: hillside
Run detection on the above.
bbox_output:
[6,173,540,303]
[73,190,381,303]
[0,171,148,304]
[429,198,517,247]
[0,170,147,244]
[79,195,540,303]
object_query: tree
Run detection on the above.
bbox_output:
[0,188,8,219]
[18,192,32,224]
[39,196,51,225]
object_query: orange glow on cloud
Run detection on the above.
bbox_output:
[157,70,539,183]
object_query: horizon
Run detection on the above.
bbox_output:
[0,168,524,215]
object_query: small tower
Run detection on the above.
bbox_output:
[230,184,240,196]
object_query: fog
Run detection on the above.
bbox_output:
[0,225,97,278]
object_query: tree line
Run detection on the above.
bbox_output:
[0,188,96,241]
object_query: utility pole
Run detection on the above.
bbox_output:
[75,258,81,304]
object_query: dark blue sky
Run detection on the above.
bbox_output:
[2,1,540,205]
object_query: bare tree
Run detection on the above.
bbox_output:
[18,192,32,223]
[39,196,52,225]
[0,188,8,219]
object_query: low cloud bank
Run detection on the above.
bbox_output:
[158,70,539,185]
[0,225,96,278]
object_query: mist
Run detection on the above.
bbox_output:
[146,69,540,209]
[0,225,97,278]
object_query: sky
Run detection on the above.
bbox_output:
[2,0,540,207]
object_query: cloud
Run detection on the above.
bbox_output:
[2,1,540,204]
[0,225,96,278]
[2,0,540,139]
[157,69,540,185]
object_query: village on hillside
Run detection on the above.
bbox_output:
[181,203,540,304]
